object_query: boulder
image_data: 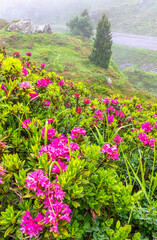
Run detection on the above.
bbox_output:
[7,19,34,34]
[106,77,113,85]
[7,19,52,34]
[34,24,52,34]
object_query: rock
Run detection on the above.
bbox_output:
[106,77,112,85]
[34,24,52,34]
[7,19,34,34]
[7,19,52,34]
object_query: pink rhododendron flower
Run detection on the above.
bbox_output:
[119,111,125,118]
[41,127,56,140]
[70,127,86,140]
[113,135,123,145]
[26,52,32,56]
[0,141,6,150]
[0,166,6,183]
[48,118,54,123]
[155,122,157,128]
[39,135,79,163]
[58,79,64,86]
[75,93,80,98]
[13,51,20,57]
[21,119,32,129]
[111,99,119,105]
[107,114,114,124]
[149,138,156,147]
[41,63,45,68]
[43,100,50,106]
[28,90,38,100]
[51,159,68,174]
[107,106,115,114]
[103,98,110,104]
[76,107,82,114]
[142,122,153,132]
[20,81,31,89]
[138,133,150,145]
[115,110,119,116]
[22,67,27,76]
[20,211,44,238]
[83,98,91,105]
[93,110,103,120]
[102,143,119,160]
[37,78,51,87]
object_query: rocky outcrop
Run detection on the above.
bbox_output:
[34,24,52,34]
[7,19,52,34]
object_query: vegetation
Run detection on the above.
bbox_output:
[89,13,112,69]
[66,9,94,38]
[112,44,157,95]
[0,18,9,30]
[0,40,157,239]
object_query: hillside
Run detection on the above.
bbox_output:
[0,35,157,239]
[0,30,155,101]
[89,0,157,36]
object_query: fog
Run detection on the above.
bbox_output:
[0,0,112,24]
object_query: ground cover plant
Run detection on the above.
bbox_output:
[0,45,157,240]
[0,30,156,102]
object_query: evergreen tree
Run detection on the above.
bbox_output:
[66,9,93,38]
[89,12,112,69]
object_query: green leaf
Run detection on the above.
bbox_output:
[72,201,80,208]
[4,225,15,238]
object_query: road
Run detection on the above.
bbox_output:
[51,24,157,51]
[112,32,157,51]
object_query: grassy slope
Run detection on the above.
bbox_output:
[0,30,155,101]
[112,44,157,95]
[90,0,157,36]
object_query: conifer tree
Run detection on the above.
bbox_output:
[89,13,112,69]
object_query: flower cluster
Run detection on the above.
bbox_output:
[39,135,79,174]
[76,107,82,114]
[22,67,27,76]
[43,100,50,106]
[21,170,71,238]
[41,127,56,140]
[102,143,119,160]
[37,78,51,87]
[21,119,32,129]
[70,127,86,140]
[142,122,153,133]
[13,51,20,58]
[20,211,44,238]
[28,90,38,100]
[83,98,91,105]
[93,110,103,120]
[138,133,156,147]
[113,135,123,145]
[20,81,31,89]
[0,166,5,183]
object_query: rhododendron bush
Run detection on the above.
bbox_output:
[0,47,156,239]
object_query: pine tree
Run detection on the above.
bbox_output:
[89,13,112,69]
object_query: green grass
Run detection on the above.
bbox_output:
[0,30,156,101]
[112,44,157,72]
[123,68,157,95]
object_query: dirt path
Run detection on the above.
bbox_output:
[112,32,157,51]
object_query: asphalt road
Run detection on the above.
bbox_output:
[112,32,157,51]
[52,24,157,51]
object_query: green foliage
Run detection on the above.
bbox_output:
[66,9,94,38]
[0,39,156,239]
[89,12,112,69]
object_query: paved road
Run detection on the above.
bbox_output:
[51,24,157,51]
[112,32,157,51]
